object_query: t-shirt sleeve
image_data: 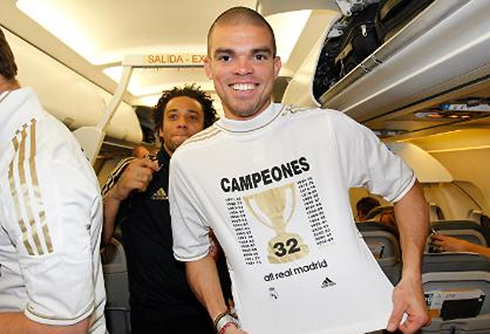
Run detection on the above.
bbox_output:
[169,155,211,262]
[4,124,98,326]
[330,111,416,202]
[100,156,135,196]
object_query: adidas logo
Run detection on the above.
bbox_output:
[269,287,279,300]
[151,187,168,200]
[321,277,336,288]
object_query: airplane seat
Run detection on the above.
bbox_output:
[468,209,484,223]
[101,238,131,334]
[429,202,446,222]
[420,253,490,333]
[356,222,401,285]
[468,210,490,246]
[481,215,490,247]
[427,220,487,253]
[112,225,124,244]
[365,205,394,220]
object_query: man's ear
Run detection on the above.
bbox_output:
[158,126,164,139]
[273,56,282,79]
[204,56,213,79]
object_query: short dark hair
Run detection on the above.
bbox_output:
[0,28,18,81]
[207,6,277,56]
[356,197,381,219]
[152,84,218,134]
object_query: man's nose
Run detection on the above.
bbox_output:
[175,116,189,128]
[235,57,253,75]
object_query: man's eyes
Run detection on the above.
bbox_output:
[217,55,231,62]
[216,54,268,62]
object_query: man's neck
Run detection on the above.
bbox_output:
[0,77,20,94]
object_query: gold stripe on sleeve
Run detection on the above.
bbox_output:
[183,127,221,145]
[17,125,44,255]
[29,120,53,253]
[101,157,135,196]
[9,133,35,255]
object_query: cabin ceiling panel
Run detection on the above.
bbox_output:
[16,0,257,65]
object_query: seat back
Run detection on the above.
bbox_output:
[420,253,490,334]
[467,210,490,246]
[365,205,394,220]
[356,222,401,284]
[467,209,484,224]
[101,238,131,334]
[429,202,446,222]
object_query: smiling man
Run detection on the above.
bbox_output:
[205,20,280,120]
[169,6,430,334]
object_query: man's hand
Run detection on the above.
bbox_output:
[110,157,159,200]
[430,234,471,252]
[387,277,430,333]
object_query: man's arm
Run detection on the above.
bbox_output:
[102,185,123,247]
[102,157,159,246]
[186,255,248,334]
[387,180,431,333]
[431,234,490,258]
[0,312,89,334]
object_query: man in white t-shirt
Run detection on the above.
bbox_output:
[169,7,430,334]
[0,28,106,334]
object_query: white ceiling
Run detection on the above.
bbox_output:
[1,0,333,112]
[16,0,257,65]
[2,0,489,148]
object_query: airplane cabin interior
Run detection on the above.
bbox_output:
[1,0,490,333]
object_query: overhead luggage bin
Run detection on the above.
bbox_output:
[282,0,490,125]
[6,29,143,160]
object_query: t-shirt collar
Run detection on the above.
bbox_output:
[216,102,284,133]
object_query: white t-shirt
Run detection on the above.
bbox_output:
[169,103,415,334]
[0,88,106,333]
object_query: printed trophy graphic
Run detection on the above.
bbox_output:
[244,183,309,263]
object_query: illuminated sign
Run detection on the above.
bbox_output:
[146,54,206,65]
[122,54,206,67]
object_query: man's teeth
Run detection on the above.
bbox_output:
[232,83,255,91]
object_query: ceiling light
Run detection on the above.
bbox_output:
[266,10,311,63]
[138,95,161,107]
[396,130,463,143]
[16,0,101,63]
[427,145,490,153]
[103,66,213,96]
[415,111,442,119]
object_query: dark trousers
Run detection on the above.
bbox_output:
[131,314,214,334]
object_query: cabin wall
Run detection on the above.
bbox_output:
[430,148,490,213]
[405,128,490,214]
